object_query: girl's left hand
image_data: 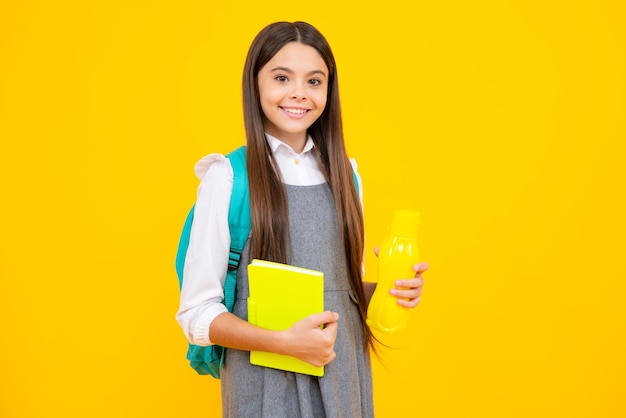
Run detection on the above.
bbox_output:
[374,246,428,308]
[390,262,428,308]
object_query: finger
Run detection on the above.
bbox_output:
[323,320,339,339]
[413,262,429,274]
[308,311,339,328]
[397,296,421,308]
[390,287,423,300]
[315,349,337,367]
[373,246,380,257]
[394,277,424,289]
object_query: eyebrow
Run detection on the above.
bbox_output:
[270,66,327,78]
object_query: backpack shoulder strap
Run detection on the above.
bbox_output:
[225,146,250,266]
[175,205,194,289]
[223,145,250,311]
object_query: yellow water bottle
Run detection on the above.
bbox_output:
[367,210,421,333]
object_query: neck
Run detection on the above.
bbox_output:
[269,132,307,153]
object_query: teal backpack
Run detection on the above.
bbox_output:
[175,145,360,377]
[175,146,250,378]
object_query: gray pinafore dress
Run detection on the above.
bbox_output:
[221,183,374,418]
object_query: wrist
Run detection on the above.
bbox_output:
[271,329,291,356]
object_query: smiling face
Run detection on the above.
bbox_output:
[257,42,329,152]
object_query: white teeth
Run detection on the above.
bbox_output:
[283,108,307,114]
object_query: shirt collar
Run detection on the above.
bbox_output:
[265,133,315,156]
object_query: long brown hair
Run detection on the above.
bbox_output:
[242,21,372,351]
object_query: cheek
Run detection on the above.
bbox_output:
[259,85,284,108]
[307,89,328,108]
[312,91,328,111]
[259,89,277,114]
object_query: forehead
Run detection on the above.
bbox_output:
[263,42,328,74]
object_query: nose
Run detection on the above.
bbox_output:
[290,92,306,101]
[290,82,306,100]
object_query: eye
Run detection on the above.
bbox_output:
[308,79,322,86]
[275,75,288,83]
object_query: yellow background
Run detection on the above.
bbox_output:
[1,1,625,417]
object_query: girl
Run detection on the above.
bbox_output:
[177,21,427,417]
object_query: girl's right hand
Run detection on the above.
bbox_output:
[281,311,339,367]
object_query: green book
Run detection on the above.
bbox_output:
[247,259,325,376]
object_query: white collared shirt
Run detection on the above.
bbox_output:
[265,133,327,185]
[176,134,362,346]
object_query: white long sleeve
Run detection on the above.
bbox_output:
[176,153,233,346]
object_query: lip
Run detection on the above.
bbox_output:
[280,106,310,119]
